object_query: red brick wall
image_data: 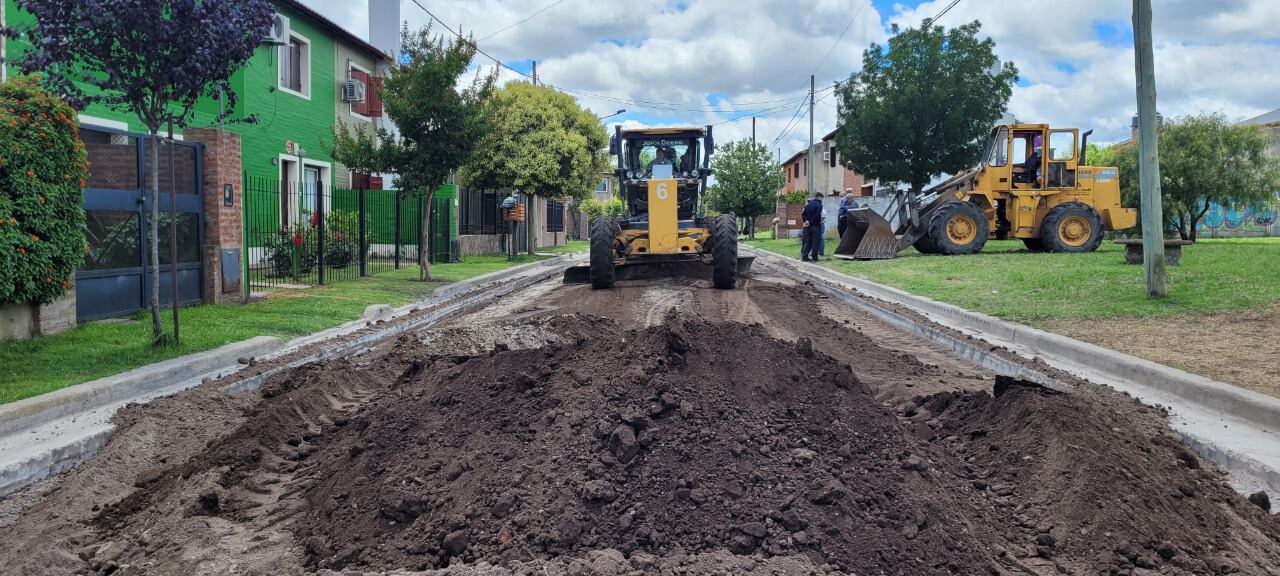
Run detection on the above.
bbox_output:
[842,169,867,196]
[186,128,243,303]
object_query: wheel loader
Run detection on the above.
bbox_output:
[837,123,1137,259]
[563,125,753,289]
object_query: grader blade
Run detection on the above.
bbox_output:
[835,207,900,260]
[563,256,756,285]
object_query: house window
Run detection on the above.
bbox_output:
[829,146,837,167]
[279,34,311,98]
[793,163,799,178]
[546,200,565,232]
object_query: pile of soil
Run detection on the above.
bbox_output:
[290,314,1016,574]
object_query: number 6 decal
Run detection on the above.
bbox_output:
[656,182,669,200]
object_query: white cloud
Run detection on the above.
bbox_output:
[300,0,1280,152]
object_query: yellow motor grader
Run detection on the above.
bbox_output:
[563,125,752,289]
[837,123,1137,259]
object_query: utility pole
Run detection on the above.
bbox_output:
[806,74,815,195]
[752,117,756,145]
[532,61,537,86]
[1133,0,1167,298]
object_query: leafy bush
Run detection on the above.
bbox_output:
[781,189,808,205]
[324,209,367,268]
[581,197,624,220]
[0,77,89,305]
[263,224,316,279]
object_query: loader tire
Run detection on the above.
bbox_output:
[927,201,989,255]
[913,231,941,254]
[711,213,738,289]
[1040,202,1103,253]
[590,217,618,289]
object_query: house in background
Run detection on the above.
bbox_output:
[775,129,886,239]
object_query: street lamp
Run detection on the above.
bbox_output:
[598,109,626,122]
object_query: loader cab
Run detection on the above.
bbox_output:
[1001,125,1079,190]
[613,127,713,221]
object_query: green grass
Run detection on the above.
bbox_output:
[0,254,547,404]
[746,236,1280,325]
[540,240,588,254]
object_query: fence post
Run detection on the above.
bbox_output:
[394,192,402,269]
[316,181,326,285]
[419,194,427,264]
[358,187,367,277]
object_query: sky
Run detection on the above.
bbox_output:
[301,0,1280,160]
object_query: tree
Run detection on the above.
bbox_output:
[462,82,608,253]
[0,77,89,307]
[1104,114,1280,241]
[330,23,494,280]
[5,0,273,345]
[833,20,1018,194]
[705,140,783,238]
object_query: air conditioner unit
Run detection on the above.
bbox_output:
[823,150,831,161]
[264,13,290,45]
[342,78,366,103]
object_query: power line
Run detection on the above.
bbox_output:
[408,0,817,113]
[478,0,570,42]
[811,0,869,78]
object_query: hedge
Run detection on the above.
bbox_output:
[0,77,88,305]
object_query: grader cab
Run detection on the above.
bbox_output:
[837,123,1138,259]
[563,125,752,289]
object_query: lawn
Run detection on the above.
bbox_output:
[745,236,1280,325]
[540,239,588,254]
[0,254,549,404]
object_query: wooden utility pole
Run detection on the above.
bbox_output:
[1133,0,1167,298]
[531,61,537,86]
[806,74,814,195]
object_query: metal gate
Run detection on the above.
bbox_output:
[78,127,204,322]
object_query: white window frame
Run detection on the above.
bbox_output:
[278,31,312,100]
[347,61,372,123]
[279,153,331,226]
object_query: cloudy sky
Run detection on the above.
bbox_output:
[302,0,1280,159]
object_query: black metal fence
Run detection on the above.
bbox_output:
[244,176,430,291]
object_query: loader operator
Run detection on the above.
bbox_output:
[1021,136,1043,188]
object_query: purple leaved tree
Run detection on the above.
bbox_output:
[4,0,273,346]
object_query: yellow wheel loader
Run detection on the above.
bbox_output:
[837,123,1137,259]
[563,125,753,289]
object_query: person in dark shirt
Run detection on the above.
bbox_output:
[801,197,823,261]
[1022,136,1043,187]
[837,190,857,240]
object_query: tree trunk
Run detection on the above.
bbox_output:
[148,133,166,346]
[748,216,756,239]
[419,190,433,281]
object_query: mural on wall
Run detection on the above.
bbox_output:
[1195,192,1280,236]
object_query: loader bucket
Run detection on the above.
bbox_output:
[835,207,900,260]
[562,256,755,285]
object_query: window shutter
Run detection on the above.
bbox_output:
[368,175,383,190]
[349,68,369,116]
[289,42,303,91]
[280,45,290,86]
[367,76,383,118]
[352,172,368,189]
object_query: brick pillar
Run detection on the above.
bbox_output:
[186,128,243,304]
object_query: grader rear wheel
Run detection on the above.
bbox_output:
[589,217,619,289]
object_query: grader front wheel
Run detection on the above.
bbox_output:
[711,213,738,289]
[589,217,619,289]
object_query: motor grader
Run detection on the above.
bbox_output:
[563,125,752,289]
[837,123,1137,259]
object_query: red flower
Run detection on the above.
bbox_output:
[292,234,303,246]
[311,213,319,227]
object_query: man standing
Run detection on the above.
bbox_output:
[801,196,823,261]
[836,189,858,240]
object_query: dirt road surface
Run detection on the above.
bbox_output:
[1,270,1277,575]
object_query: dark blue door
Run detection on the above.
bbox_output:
[77,127,204,322]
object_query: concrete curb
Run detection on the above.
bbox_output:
[0,336,283,438]
[748,248,1280,499]
[751,249,1280,428]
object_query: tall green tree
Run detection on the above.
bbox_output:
[1102,114,1280,240]
[833,20,1018,194]
[330,23,494,280]
[5,0,273,346]
[705,140,783,238]
[461,82,608,253]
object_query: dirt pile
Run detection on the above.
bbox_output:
[285,314,1014,574]
[911,380,1280,574]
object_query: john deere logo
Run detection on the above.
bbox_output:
[656,182,670,200]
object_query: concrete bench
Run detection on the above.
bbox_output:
[1114,238,1193,266]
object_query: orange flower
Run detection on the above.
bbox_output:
[25,169,34,178]
[30,234,39,242]
[63,280,72,289]
[37,196,45,205]
[18,247,26,255]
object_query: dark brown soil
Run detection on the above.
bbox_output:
[2,275,1278,576]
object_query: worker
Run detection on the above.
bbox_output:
[1022,136,1043,187]
[837,190,857,239]
[801,196,823,261]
